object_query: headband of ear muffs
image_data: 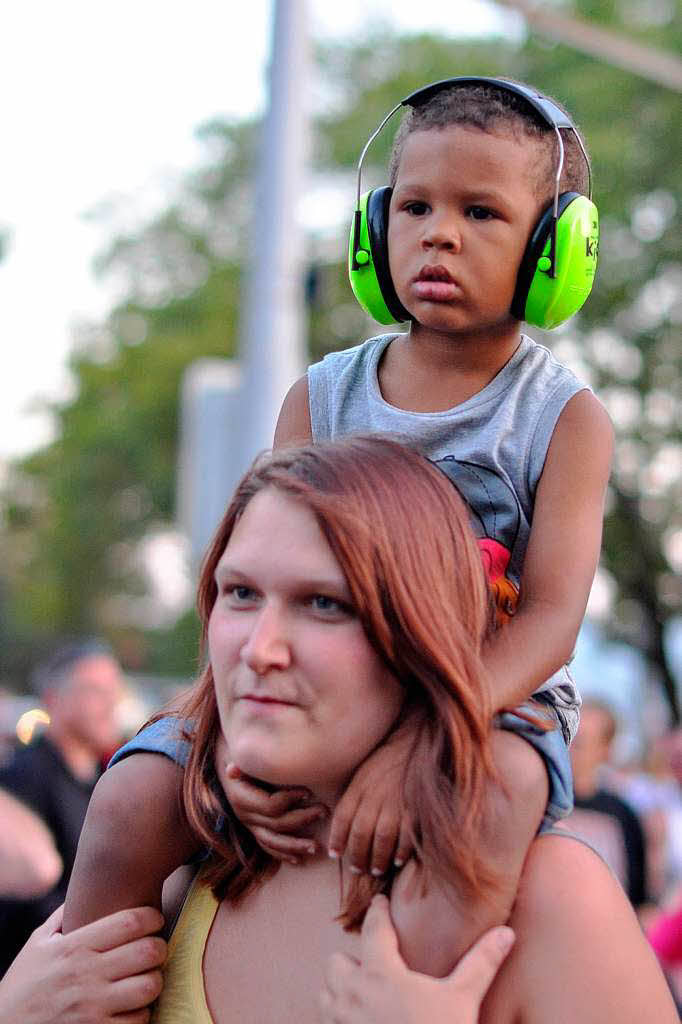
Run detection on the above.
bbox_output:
[348,76,599,331]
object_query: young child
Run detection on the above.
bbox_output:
[64,78,613,961]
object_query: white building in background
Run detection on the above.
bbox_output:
[178,0,309,570]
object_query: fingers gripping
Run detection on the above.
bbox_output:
[321,952,362,1022]
[446,926,515,1002]
[67,906,165,955]
[224,764,312,817]
[222,763,327,860]
[361,895,400,968]
[369,805,403,876]
[250,826,318,864]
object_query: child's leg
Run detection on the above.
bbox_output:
[63,753,201,932]
[449,729,548,955]
[392,728,551,975]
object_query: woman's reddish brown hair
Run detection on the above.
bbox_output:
[177,435,497,928]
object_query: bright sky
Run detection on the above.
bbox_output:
[0,0,522,461]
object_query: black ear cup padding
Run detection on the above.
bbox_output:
[511,192,580,320]
[366,187,411,323]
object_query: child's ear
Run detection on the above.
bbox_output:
[512,193,599,330]
[348,188,410,325]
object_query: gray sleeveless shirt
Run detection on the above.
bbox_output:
[308,333,588,733]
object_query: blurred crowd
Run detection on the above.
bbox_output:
[0,642,131,976]
[1,645,682,1008]
[562,698,682,1009]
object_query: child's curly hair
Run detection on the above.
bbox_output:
[389,80,590,201]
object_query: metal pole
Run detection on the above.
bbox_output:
[240,0,309,460]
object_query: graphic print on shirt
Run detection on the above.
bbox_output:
[433,456,522,626]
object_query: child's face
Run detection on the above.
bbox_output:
[387,124,545,337]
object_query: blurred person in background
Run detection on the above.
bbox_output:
[0,788,62,900]
[619,727,682,904]
[0,641,125,977]
[564,698,649,911]
[618,727,682,1011]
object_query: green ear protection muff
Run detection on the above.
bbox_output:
[348,76,599,331]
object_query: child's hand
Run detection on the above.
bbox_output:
[328,712,420,876]
[215,737,328,864]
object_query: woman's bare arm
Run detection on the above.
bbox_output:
[484,833,678,1023]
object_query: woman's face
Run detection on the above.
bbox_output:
[208,487,405,799]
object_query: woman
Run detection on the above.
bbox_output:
[147,435,674,1023]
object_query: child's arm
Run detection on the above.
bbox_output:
[482,389,613,711]
[273,375,313,446]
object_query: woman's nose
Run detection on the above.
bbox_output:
[241,604,292,674]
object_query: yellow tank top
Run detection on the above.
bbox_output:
[152,874,218,1024]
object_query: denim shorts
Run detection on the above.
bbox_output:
[109,716,191,769]
[497,694,575,829]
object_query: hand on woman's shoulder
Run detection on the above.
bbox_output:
[388,835,677,1024]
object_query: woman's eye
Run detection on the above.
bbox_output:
[310,594,346,615]
[226,585,258,603]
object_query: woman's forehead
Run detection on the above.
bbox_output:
[218,488,346,583]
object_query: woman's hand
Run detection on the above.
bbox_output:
[215,733,328,864]
[0,904,167,1024]
[320,895,514,1024]
[328,711,421,876]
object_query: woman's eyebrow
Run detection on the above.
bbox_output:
[296,576,352,597]
[213,563,248,583]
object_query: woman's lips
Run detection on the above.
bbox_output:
[241,695,297,709]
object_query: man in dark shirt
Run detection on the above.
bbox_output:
[0,641,124,976]
[566,698,648,909]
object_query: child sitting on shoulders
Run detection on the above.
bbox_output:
[64,78,613,968]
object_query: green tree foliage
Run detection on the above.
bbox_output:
[1,2,680,707]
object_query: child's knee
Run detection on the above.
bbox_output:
[491,729,549,817]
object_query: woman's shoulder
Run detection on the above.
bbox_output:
[389,836,676,1024]
[481,833,678,1024]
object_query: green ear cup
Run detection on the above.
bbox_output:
[348,190,410,325]
[348,192,395,325]
[521,195,599,330]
